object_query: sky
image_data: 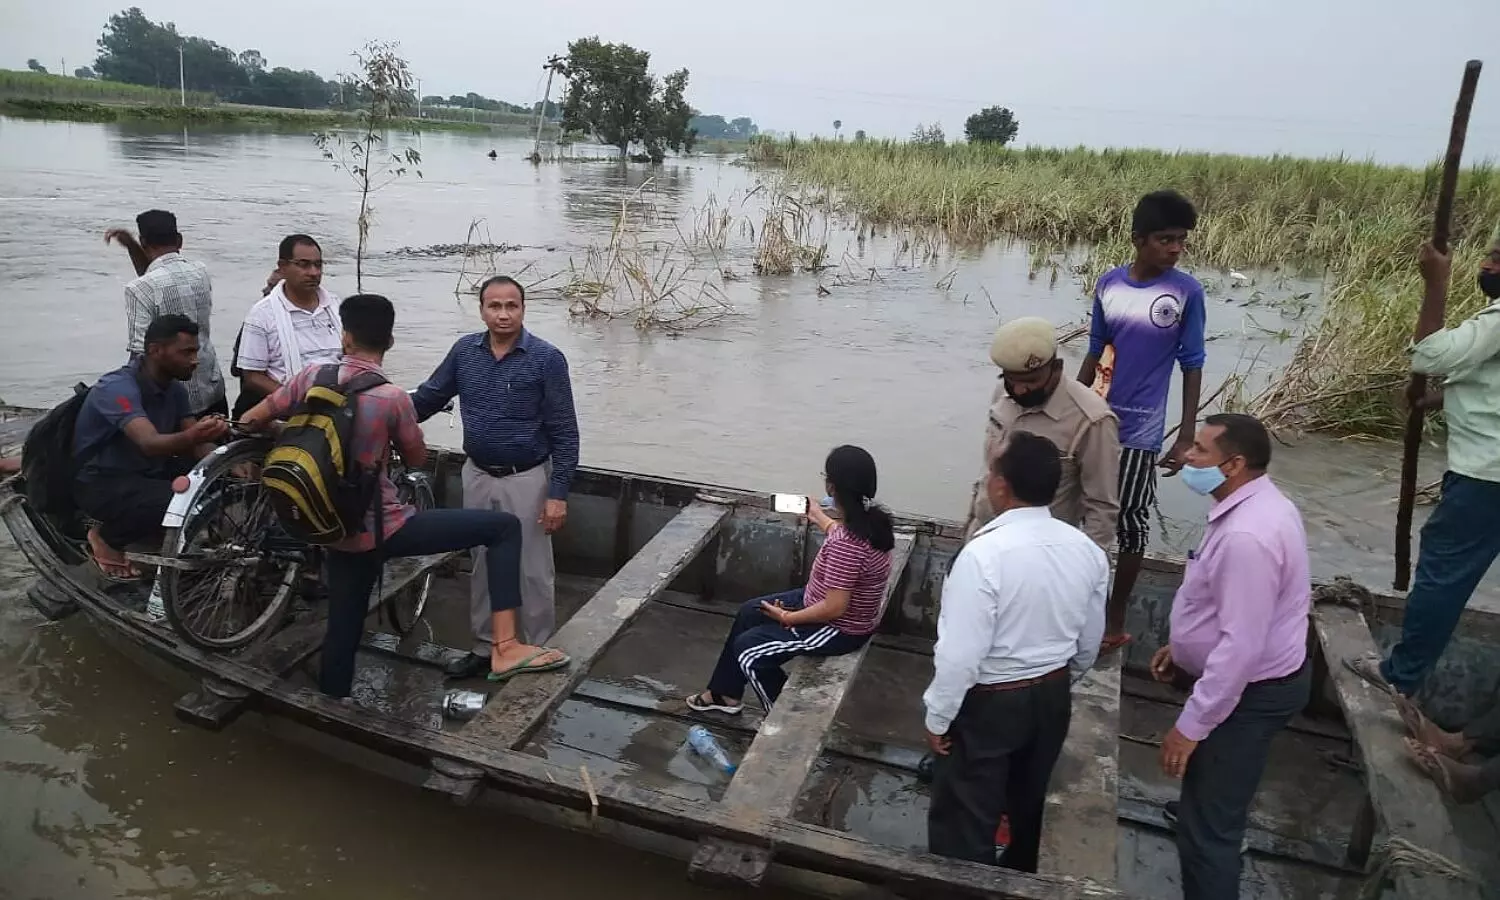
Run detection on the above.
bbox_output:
[3,0,1497,165]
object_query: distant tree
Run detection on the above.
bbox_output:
[26,59,48,74]
[95,7,182,88]
[833,119,842,139]
[238,49,265,73]
[964,105,1019,145]
[312,42,422,291]
[854,129,867,142]
[910,122,945,146]
[560,36,695,161]
[74,66,98,79]
[243,67,333,108]
[730,116,758,138]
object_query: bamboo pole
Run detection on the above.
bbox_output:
[1394,60,1483,591]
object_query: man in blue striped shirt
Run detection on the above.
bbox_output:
[413,276,580,679]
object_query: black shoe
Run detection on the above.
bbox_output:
[917,752,935,784]
[1163,800,1179,828]
[444,653,489,679]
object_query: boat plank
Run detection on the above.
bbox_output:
[173,551,457,730]
[691,532,915,886]
[1313,603,1484,900]
[1041,653,1121,884]
[459,500,732,749]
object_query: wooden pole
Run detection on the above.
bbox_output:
[1394,59,1483,591]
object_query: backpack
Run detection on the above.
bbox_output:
[260,365,388,546]
[22,383,93,521]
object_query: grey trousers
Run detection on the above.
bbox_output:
[462,460,556,652]
[1177,663,1311,900]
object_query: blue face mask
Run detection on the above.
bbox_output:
[1179,463,1227,496]
[819,495,837,511]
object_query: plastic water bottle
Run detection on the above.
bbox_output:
[686,725,737,774]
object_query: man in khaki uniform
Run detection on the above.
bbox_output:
[964,317,1121,549]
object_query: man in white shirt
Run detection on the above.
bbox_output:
[231,234,343,417]
[923,430,1109,872]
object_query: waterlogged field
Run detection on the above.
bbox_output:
[752,138,1500,435]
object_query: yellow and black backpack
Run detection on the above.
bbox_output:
[261,365,388,545]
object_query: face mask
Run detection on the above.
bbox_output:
[1005,381,1052,408]
[819,495,837,511]
[1179,463,1227,496]
[1480,270,1500,301]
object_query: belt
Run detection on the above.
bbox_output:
[970,666,1069,693]
[474,458,547,479]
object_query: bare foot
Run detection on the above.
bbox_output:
[1404,737,1485,803]
[86,527,139,579]
[0,456,19,476]
[1394,694,1470,759]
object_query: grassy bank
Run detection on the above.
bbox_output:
[0,69,217,106]
[752,138,1500,436]
[0,97,546,135]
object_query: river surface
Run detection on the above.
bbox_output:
[0,118,1494,899]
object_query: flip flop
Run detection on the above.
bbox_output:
[1099,634,1133,653]
[487,648,571,682]
[686,692,743,715]
[1404,737,1457,795]
[87,547,143,584]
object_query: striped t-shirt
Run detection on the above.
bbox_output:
[804,525,893,636]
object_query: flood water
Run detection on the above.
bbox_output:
[0,117,1495,898]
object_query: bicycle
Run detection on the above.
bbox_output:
[157,434,437,652]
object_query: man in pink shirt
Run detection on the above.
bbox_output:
[1148,413,1311,900]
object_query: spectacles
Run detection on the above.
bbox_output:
[281,258,325,270]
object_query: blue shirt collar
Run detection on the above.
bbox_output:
[469,329,533,353]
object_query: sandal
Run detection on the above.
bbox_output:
[686,691,743,715]
[1099,633,1133,653]
[487,648,571,682]
[87,547,143,584]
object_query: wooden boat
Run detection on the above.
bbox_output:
[1,400,1496,900]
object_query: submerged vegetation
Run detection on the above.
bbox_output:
[751,138,1500,436]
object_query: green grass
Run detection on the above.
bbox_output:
[0,97,543,135]
[751,137,1500,436]
[0,69,217,106]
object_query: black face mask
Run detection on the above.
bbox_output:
[1480,270,1500,301]
[1005,380,1053,408]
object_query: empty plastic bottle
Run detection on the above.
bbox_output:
[686,725,737,774]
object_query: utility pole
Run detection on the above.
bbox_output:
[531,54,566,163]
[416,78,422,118]
[178,45,186,106]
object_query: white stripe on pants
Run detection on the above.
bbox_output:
[738,625,841,709]
[462,459,556,652]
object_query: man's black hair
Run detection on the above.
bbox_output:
[278,233,321,261]
[1203,413,1272,470]
[340,294,395,352]
[136,209,181,249]
[479,275,526,304]
[1131,190,1198,236]
[992,430,1062,506]
[143,313,199,349]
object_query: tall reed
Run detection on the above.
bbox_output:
[751,138,1500,435]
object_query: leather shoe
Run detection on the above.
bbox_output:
[444,653,489,679]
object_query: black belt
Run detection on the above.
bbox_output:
[970,666,1069,693]
[474,458,546,479]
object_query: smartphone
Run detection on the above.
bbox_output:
[773,493,809,516]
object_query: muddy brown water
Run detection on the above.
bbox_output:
[1,118,1495,898]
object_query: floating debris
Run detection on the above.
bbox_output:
[391,242,523,258]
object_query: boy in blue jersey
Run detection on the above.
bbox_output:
[1079,191,1206,650]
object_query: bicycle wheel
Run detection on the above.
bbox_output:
[160,438,305,652]
[385,466,436,636]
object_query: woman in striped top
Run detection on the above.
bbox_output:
[689,445,896,713]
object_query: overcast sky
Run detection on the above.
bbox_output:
[4,0,1497,164]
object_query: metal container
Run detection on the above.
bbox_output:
[441,689,487,721]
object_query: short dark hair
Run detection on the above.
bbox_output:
[278,233,321,261]
[143,313,199,349]
[991,431,1062,506]
[340,294,395,352]
[1204,413,1272,470]
[1132,190,1198,236]
[136,209,181,249]
[479,275,526,304]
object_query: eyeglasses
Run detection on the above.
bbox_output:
[281,258,325,270]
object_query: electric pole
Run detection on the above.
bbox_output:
[178,45,186,106]
[531,54,567,163]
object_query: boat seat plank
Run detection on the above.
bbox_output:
[690,531,915,887]
[1040,653,1121,884]
[458,500,731,750]
[1314,603,1484,900]
[172,551,457,730]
